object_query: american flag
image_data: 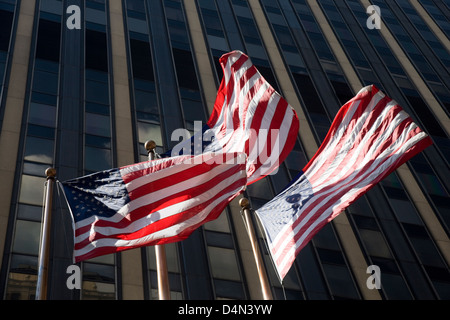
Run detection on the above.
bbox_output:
[61,152,247,262]
[167,50,299,185]
[255,85,433,281]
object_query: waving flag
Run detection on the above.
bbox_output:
[255,85,433,280]
[168,50,299,185]
[61,152,247,262]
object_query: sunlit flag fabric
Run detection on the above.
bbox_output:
[167,50,299,185]
[255,85,433,281]
[61,152,247,262]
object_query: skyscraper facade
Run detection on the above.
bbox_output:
[0,0,448,300]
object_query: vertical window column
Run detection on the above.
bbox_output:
[80,0,117,300]
[4,3,61,300]
[0,0,15,110]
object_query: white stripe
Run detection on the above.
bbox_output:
[251,106,295,179]
[119,154,188,176]
[244,91,279,166]
[275,128,428,274]
[208,57,255,152]
[123,157,200,193]
[223,58,252,119]
[305,91,384,181]
[75,184,244,258]
[74,167,246,244]
[313,109,409,191]
[75,155,244,230]
[231,59,255,112]
[239,72,265,125]
[224,83,274,156]
[223,51,244,86]
[271,120,422,259]
[310,103,406,191]
[271,123,426,263]
[246,93,281,168]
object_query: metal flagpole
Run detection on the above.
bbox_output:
[36,167,56,300]
[239,197,273,300]
[145,140,171,300]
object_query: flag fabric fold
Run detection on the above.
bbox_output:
[61,50,299,263]
[168,50,299,185]
[255,85,433,281]
[61,152,247,262]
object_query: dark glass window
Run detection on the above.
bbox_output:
[31,91,57,106]
[12,220,41,255]
[126,0,145,12]
[27,124,55,139]
[85,134,111,148]
[135,90,158,114]
[172,48,199,90]
[32,70,59,95]
[130,38,154,81]
[28,103,57,127]
[82,262,115,299]
[85,112,111,137]
[85,79,109,105]
[329,79,354,105]
[85,146,111,172]
[85,102,110,115]
[17,204,42,222]
[371,257,413,299]
[292,73,327,115]
[402,88,447,137]
[35,19,61,62]
[86,29,108,72]
[237,16,261,45]
[0,9,13,51]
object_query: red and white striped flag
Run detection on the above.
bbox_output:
[255,85,433,280]
[203,50,299,185]
[61,50,300,262]
[62,153,247,262]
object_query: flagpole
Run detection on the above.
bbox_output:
[239,197,273,300]
[35,167,56,300]
[145,140,171,300]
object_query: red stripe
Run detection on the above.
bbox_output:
[245,86,275,164]
[207,52,248,127]
[127,161,225,200]
[75,192,237,262]
[248,97,290,181]
[226,60,257,135]
[75,162,245,236]
[309,110,412,194]
[272,113,299,177]
[286,133,432,263]
[75,177,246,251]
[273,125,431,262]
[208,51,299,184]
[74,160,239,237]
[309,100,402,187]
[217,53,249,134]
[307,94,392,185]
[303,87,375,173]
[263,85,432,279]
[230,68,259,132]
[75,246,121,263]
[121,156,186,183]
[238,67,262,126]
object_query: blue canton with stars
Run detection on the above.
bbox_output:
[62,168,130,223]
[255,172,314,243]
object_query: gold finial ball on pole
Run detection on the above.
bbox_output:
[239,197,250,209]
[145,140,156,152]
[45,167,56,179]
